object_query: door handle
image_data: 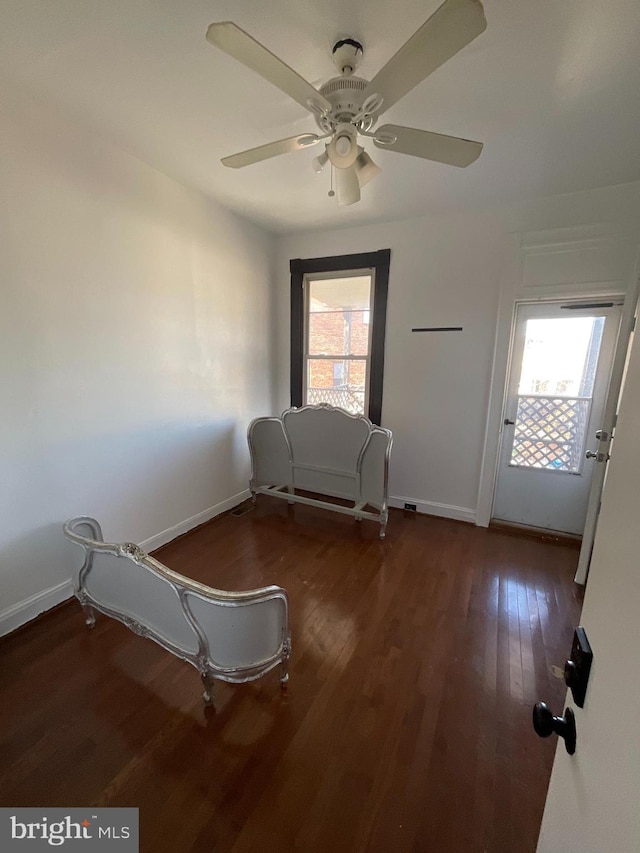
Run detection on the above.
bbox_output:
[586,450,609,462]
[504,418,515,426]
[532,702,576,755]
[595,429,609,441]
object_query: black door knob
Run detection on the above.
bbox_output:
[532,702,576,755]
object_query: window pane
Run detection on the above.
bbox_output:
[518,317,605,397]
[308,276,371,312]
[510,315,605,472]
[308,311,370,356]
[510,396,590,472]
[305,358,367,415]
[308,276,372,357]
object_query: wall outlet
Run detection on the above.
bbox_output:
[404,502,417,512]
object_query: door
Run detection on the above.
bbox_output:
[493,302,621,534]
[535,306,640,852]
[574,288,637,583]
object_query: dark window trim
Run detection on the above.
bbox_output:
[290,249,390,425]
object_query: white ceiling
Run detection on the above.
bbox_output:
[1,0,640,234]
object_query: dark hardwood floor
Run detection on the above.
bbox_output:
[0,500,582,852]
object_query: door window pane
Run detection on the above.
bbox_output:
[510,316,605,472]
[511,396,591,471]
[518,317,604,397]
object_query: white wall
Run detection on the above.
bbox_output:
[0,87,276,632]
[276,183,640,522]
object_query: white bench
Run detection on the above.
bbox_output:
[63,516,291,706]
[248,404,393,538]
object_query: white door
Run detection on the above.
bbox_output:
[574,289,637,583]
[493,302,621,534]
[535,304,640,853]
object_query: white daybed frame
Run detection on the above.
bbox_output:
[63,516,291,707]
[248,404,393,538]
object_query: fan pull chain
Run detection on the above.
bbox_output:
[328,164,335,198]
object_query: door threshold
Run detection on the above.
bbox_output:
[489,519,582,548]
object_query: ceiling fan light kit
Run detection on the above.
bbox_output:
[355,150,381,188]
[334,136,352,158]
[312,150,329,173]
[335,163,361,206]
[206,0,487,206]
[328,123,359,168]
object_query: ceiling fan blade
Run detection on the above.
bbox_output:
[335,164,361,206]
[363,0,486,115]
[373,124,482,166]
[206,22,331,115]
[221,133,320,168]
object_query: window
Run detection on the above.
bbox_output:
[290,250,390,424]
[509,316,605,471]
[306,274,372,415]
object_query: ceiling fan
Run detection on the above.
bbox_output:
[206,0,486,206]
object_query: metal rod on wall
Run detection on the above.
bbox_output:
[411,326,463,332]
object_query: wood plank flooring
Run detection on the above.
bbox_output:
[0,500,583,852]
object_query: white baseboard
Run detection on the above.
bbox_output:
[0,578,74,638]
[0,490,250,638]
[141,489,251,552]
[389,495,476,525]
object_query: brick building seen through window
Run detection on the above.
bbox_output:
[305,276,372,415]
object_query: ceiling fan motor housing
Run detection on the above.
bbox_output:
[315,76,375,133]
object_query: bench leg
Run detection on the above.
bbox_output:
[280,638,291,689]
[82,604,96,629]
[379,511,388,540]
[201,672,215,707]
